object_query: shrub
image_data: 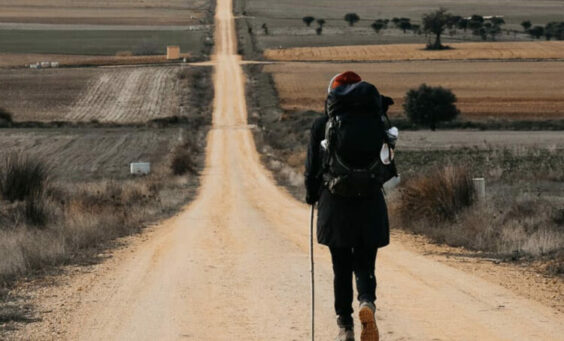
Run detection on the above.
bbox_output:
[316,19,326,27]
[24,194,49,227]
[403,83,460,130]
[170,144,198,176]
[397,166,475,224]
[0,154,50,202]
[0,107,13,125]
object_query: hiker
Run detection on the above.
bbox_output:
[305,71,396,341]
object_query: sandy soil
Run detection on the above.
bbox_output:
[264,61,564,120]
[264,41,564,62]
[391,230,564,313]
[7,0,564,340]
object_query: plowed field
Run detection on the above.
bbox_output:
[0,66,185,123]
[264,41,564,62]
[68,67,179,122]
[264,61,564,120]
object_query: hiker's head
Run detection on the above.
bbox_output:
[327,71,362,93]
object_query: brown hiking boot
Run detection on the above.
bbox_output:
[359,301,379,341]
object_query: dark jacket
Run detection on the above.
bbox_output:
[304,113,390,249]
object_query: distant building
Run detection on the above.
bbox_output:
[167,46,181,60]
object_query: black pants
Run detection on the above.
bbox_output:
[329,246,378,323]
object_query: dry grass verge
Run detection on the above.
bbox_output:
[392,166,564,264]
[397,166,474,224]
[0,157,196,284]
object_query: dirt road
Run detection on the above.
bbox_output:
[19,0,564,340]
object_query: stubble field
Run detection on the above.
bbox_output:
[0,29,207,57]
[264,60,564,120]
[0,128,182,181]
[0,0,212,25]
[0,66,207,122]
[264,41,564,62]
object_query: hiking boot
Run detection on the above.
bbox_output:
[336,315,355,341]
[359,301,379,341]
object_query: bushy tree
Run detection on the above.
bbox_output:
[485,18,504,40]
[316,27,323,35]
[403,84,460,130]
[316,19,326,27]
[457,18,469,31]
[302,16,315,27]
[371,19,388,33]
[491,17,505,26]
[521,20,532,32]
[397,18,412,33]
[371,21,384,33]
[422,8,452,50]
[344,13,360,26]
[528,25,544,39]
[0,107,12,123]
[545,21,564,40]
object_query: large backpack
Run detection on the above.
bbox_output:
[321,81,397,198]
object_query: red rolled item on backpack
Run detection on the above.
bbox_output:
[328,71,362,93]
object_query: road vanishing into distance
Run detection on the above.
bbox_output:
[21,0,564,339]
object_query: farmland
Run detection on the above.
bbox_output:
[0,0,214,65]
[0,29,207,57]
[263,61,564,120]
[0,128,183,181]
[236,0,564,50]
[0,66,211,123]
[264,41,564,62]
[0,0,212,25]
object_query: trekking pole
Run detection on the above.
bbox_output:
[310,204,315,341]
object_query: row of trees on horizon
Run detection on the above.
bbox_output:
[294,10,564,44]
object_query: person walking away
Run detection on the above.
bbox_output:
[305,71,396,341]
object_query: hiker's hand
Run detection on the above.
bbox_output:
[306,192,318,205]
